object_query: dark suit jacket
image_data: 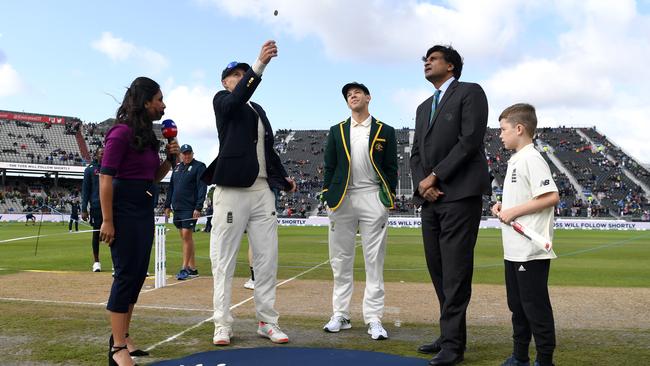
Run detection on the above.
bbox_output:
[201,68,290,191]
[321,117,398,211]
[409,79,490,206]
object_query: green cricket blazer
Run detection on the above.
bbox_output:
[321,117,398,211]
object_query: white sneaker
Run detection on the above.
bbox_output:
[323,315,352,333]
[213,326,233,346]
[367,321,388,340]
[257,321,289,343]
[244,278,255,290]
[92,262,101,272]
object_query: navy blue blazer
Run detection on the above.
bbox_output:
[202,68,290,191]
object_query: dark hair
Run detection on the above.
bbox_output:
[499,103,538,138]
[115,76,160,152]
[423,45,463,79]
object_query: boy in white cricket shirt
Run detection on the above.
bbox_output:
[491,103,559,366]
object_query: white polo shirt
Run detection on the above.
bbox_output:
[348,115,379,193]
[501,143,558,261]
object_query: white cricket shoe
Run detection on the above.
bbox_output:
[92,262,101,272]
[257,322,289,343]
[367,321,388,340]
[213,326,233,346]
[323,315,352,333]
[243,278,255,290]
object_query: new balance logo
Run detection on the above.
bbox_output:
[518,265,526,272]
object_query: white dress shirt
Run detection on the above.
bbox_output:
[348,115,379,192]
[435,76,455,107]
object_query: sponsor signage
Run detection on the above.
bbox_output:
[0,111,65,124]
[0,162,85,173]
[3,215,649,230]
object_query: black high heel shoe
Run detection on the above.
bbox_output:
[108,344,128,366]
[125,333,149,357]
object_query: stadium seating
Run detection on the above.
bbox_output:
[0,119,85,166]
[2,111,649,220]
[274,130,327,216]
[537,127,648,217]
[580,127,650,189]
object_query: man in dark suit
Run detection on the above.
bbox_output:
[202,40,296,347]
[409,45,490,366]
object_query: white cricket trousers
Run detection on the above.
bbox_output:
[328,189,389,324]
[210,184,279,328]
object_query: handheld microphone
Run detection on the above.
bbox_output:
[161,119,178,142]
[161,119,178,164]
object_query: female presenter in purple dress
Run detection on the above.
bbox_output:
[99,76,179,366]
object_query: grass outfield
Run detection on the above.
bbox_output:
[1,222,650,287]
[1,222,650,365]
[1,301,649,366]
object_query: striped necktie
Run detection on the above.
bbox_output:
[429,89,441,126]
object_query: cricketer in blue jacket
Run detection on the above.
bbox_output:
[81,147,104,272]
[164,144,207,280]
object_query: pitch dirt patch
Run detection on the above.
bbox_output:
[1,271,648,330]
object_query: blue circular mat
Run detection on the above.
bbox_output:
[150,347,428,366]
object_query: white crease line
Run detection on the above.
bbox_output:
[0,296,213,313]
[1,240,350,353]
[276,257,331,287]
[144,255,335,352]
[0,229,97,244]
[140,275,201,294]
[137,304,212,313]
[96,276,203,306]
[0,297,105,306]
[143,316,213,352]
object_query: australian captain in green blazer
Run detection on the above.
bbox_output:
[321,117,399,211]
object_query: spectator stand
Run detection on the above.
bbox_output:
[1,108,648,221]
[579,127,650,196]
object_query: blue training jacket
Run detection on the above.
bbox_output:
[81,161,101,211]
[164,159,207,211]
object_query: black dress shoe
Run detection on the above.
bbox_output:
[418,338,442,354]
[428,349,464,366]
[129,349,149,357]
[125,333,149,357]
